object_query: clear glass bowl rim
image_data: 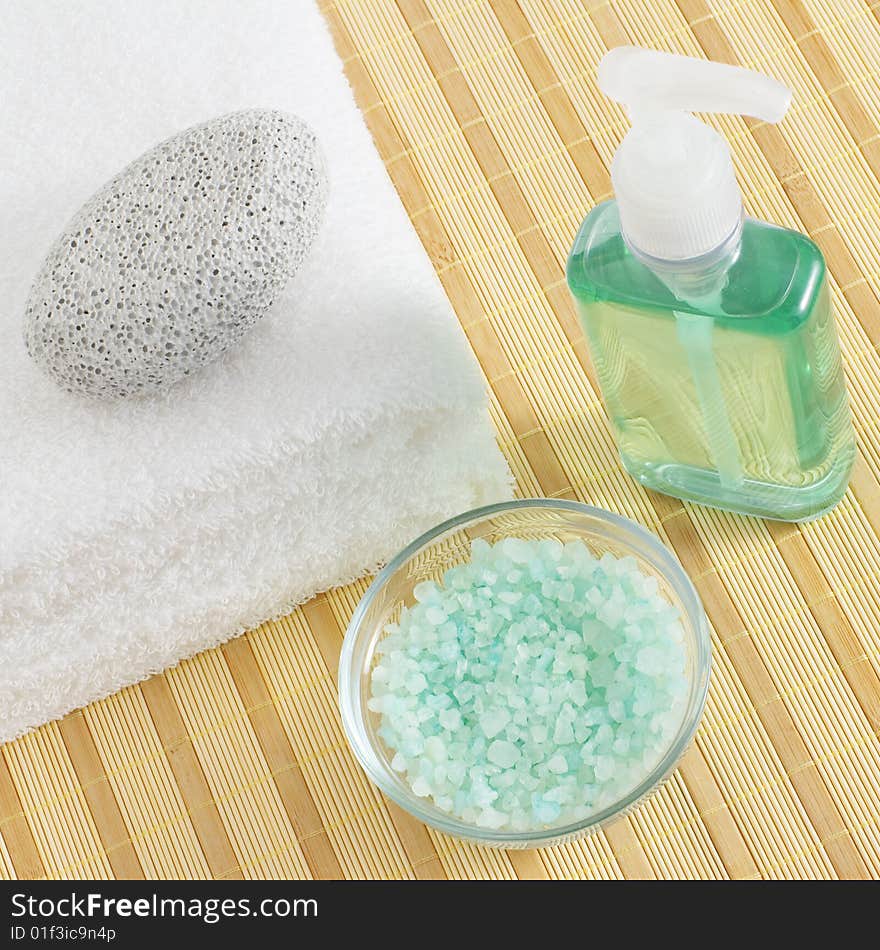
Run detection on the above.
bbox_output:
[338,498,712,846]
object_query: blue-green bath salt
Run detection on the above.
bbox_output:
[368,538,689,832]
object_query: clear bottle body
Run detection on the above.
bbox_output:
[566,201,855,521]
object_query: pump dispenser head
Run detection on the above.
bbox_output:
[598,46,792,261]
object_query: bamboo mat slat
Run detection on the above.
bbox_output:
[3,0,880,880]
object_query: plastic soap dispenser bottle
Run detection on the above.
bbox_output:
[567,47,855,521]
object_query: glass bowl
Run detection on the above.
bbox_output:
[338,499,711,848]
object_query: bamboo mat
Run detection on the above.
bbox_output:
[3,0,880,881]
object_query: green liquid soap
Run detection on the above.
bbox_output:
[567,201,855,521]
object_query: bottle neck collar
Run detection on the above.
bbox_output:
[626,214,743,306]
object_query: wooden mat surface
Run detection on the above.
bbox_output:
[4,0,880,880]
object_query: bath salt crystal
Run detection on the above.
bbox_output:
[553,719,575,745]
[480,708,511,738]
[533,798,562,824]
[424,736,447,763]
[439,708,462,731]
[425,606,448,625]
[487,740,520,768]
[405,673,428,695]
[414,581,441,603]
[411,776,432,798]
[476,806,509,830]
[368,537,689,833]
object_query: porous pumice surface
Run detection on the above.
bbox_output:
[23,110,326,398]
[369,537,689,834]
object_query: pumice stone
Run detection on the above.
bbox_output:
[23,110,327,398]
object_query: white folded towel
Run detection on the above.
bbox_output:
[0,0,511,741]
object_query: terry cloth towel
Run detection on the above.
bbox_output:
[0,0,512,742]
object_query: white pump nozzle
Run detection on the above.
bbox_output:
[598,46,792,261]
[599,46,791,124]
